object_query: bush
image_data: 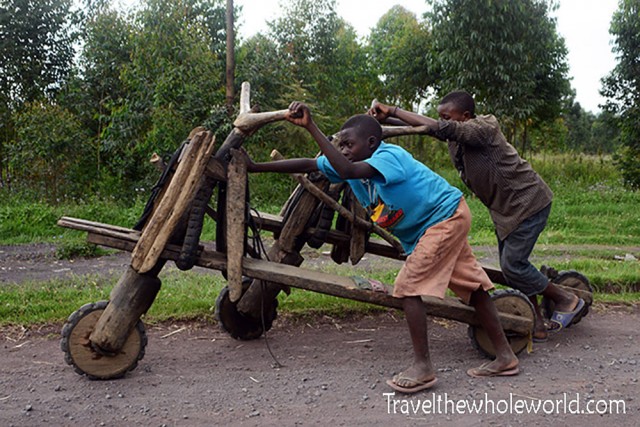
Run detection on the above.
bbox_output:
[9,102,95,200]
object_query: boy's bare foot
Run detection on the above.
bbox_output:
[533,318,549,342]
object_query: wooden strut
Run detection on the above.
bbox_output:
[56,217,534,336]
[232,82,289,135]
[225,149,247,302]
[58,215,596,307]
[235,81,433,140]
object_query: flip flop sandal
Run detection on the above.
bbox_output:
[386,375,438,394]
[548,298,586,334]
[467,362,520,378]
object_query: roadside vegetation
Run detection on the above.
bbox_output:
[1,153,637,327]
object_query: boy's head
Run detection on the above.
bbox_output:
[338,114,382,161]
[437,90,476,122]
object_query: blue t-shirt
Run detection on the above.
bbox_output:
[316,142,462,254]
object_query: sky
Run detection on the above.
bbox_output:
[234,0,619,113]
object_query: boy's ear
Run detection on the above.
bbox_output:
[462,111,472,121]
[368,135,378,148]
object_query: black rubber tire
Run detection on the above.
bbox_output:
[176,176,218,270]
[60,301,147,380]
[215,281,278,340]
[468,289,535,358]
[541,270,593,320]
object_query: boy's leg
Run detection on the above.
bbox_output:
[498,204,580,337]
[468,288,519,375]
[390,296,437,389]
[448,241,519,376]
[497,237,548,340]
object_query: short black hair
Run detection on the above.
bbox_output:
[440,90,476,117]
[341,114,382,142]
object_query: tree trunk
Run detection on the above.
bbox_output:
[225,0,235,113]
[521,121,528,157]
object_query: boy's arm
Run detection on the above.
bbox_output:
[286,102,378,180]
[368,100,439,131]
[238,149,318,174]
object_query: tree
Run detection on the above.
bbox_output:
[236,34,293,112]
[0,0,79,105]
[101,0,228,188]
[563,102,594,152]
[367,5,434,108]
[265,0,379,131]
[425,0,572,152]
[0,0,81,187]
[601,0,640,188]
[590,110,621,154]
[58,4,134,179]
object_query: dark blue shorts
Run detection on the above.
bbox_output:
[497,203,552,296]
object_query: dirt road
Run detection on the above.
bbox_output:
[2,306,638,426]
[1,244,639,426]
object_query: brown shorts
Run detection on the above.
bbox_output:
[393,197,493,304]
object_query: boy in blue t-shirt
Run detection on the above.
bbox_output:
[243,101,519,393]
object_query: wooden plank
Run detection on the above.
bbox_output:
[65,216,543,296]
[87,233,136,252]
[226,150,247,302]
[58,216,139,238]
[130,133,204,271]
[349,195,368,264]
[196,251,532,335]
[59,220,139,243]
[133,131,217,273]
[82,226,531,334]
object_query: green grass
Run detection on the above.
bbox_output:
[1,265,637,329]
[0,275,113,325]
[0,272,222,327]
[548,258,640,293]
[0,270,388,327]
[0,195,147,245]
[277,288,387,319]
[594,292,640,304]
[1,153,637,248]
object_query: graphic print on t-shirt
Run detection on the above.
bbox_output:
[368,197,404,230]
